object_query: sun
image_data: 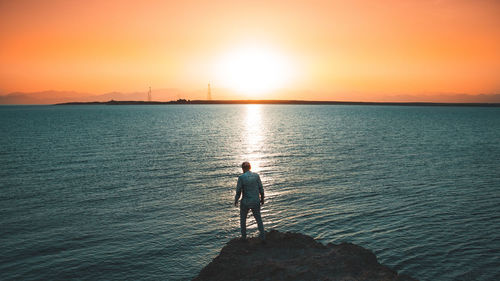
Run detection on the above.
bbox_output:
[214,44,294,97]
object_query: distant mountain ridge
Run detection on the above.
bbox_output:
[1,90,500,104]
[0,89,190,104]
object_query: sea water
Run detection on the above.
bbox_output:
[1,104,499,280]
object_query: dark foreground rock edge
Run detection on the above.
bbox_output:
[193,230,418,281]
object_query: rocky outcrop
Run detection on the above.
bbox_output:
[193,230,417,281]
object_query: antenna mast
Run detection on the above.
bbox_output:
[147,86,152,102]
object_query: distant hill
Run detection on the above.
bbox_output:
[0,89,190,104]
[1,90,500,104]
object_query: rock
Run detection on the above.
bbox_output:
[193,230,417,281]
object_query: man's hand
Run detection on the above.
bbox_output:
[234,201,238,207]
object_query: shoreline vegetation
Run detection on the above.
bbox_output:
[55,99,500,107]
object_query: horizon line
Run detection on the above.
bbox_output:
[53,99,500,107]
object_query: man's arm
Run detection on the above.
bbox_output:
[235,177,242,206]
[258,174,264,205]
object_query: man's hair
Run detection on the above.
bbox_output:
[241,161,251,170]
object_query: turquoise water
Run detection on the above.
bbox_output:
[1,104,499,280]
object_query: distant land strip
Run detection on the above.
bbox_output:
[55,99,500,107]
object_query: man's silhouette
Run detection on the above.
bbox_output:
[234,161,265,240]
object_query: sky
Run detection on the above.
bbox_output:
[1,0,499,102]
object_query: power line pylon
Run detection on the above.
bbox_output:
[207,82,212,100]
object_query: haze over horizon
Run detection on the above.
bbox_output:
[1,0,499,104]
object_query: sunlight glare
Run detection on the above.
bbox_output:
[215,45,294,97]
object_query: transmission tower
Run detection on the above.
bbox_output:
[207,82,212,100]
[147,86,152,102]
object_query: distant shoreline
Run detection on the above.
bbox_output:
[54,99,500,107]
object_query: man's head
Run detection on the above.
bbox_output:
[241,161,251,172]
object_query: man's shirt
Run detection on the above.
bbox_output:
[235,171,264,205]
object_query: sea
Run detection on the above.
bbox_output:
[1,104,499,281]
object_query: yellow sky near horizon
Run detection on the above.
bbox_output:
[1,0,499,101]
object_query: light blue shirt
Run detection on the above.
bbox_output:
[235,171,264,205]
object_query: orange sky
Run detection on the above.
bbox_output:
[1,0,499,102]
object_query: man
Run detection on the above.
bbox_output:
[234,161,265,240]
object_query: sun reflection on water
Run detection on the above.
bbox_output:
[242,104,265,172]
[238,104,283,231]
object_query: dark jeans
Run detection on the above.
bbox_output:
[240,202,265,239]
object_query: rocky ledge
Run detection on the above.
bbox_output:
[193,230,417,281]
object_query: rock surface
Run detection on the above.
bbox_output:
[193,230,417,281]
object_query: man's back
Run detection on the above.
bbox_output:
[234,162,265,240]
[236,171,263,205]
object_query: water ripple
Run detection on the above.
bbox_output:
[1,105,499,280]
